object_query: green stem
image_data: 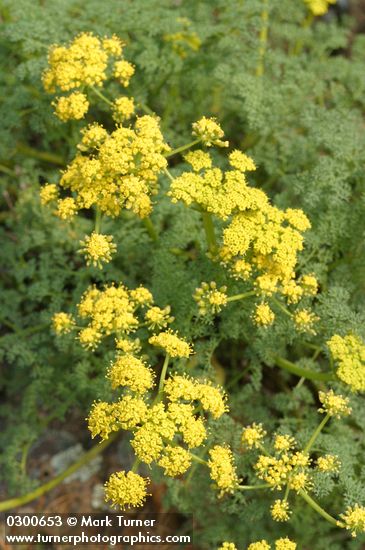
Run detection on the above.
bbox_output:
[303,413,330,454]
[16,143,65,166]
[227,290,256,302]
[256,0,269,77]
[273,356,335,382]
[164,167,174,181]
[271,297,292,317]
[131,458,141,473]
[0,164,16,176]
[201,211,217,254]
[165,138,201,158]
[94,207,102,233]
[157,354,170,398]
[0,434,117,512]
[143,218,158,242]
[298,489,341,528]
[91,86,113,106]
[237,483,270,490]
[190,453,208,466]
[137,102,154,115]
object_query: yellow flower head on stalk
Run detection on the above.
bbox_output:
[53,92,89,121]
[229,150,256,172]
[149,330,192,358]
[208,445,239,496]
[144,306,174,331]
[253,303,275,327]
[248,542,271,550]
[304,0,336,16]
[242,423,267,449]
[52,312,75,334]
[87,401,118,440]
[113,96,135,122]
[43,32,109,92]
[271,499,291,522]
[130,286,154,306]
[164,375,198,402]
[56,197,77,220]
[104,471,150,510]
[180,416,207,448]
[77,283,139,344]
[300,274,319,296]
[193,281,228,315]
[288,471,313,492]
[113,60,135,86]
[327,334,365,392]
[218,543,238,550]
[316,454,341,473]
[231,259,252,281]
[318,389,351,418]
[78,123,108,151]
[275,538,297,550]
[108,354,155,394]
[273,434,296,453]
[40,183,58,205]
[158,445,192,476]
[131,423,164,464]
[184,150,212,172]
[78,327,102,350]
[293,309,319,334]
[115,337,141,354]
[196,381,227,418]
[79,232,117,268]
[192,116,229,147]
[113,395,148,430]
[102,35,125,56]
[55,114,169,219]
[339,505,365,537]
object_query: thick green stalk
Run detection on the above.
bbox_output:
[201,211,217,254]
[303,413,330,454]
[91,85,113,106]
[143,217,158,242]
[237,483,270,491]
[256,0,269,77]
[157,354,170,399]
[0,434,117,512]
[299,489,341,528]
[190,453,208,466]
[165,138,201,158]
[226,290,256,302]
[274,356,335,382]
[94,207,102,233]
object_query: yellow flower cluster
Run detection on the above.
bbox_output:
[218,543,238,550]
[88,348,229,509]
[104,470,150,510]
[56,197,77,220]
[208,445,239,496]
[327,334,365,392]
[271,499,291,522]
[253,303,275,327]
[164,375,227,418]
[54,282,173,351]
[193,281,228,315]
[163,18,201,59]
[318,389,351,418]
[113,96,135,121]
[53,115,169,219]
[107,354,155,394]
[293,309,319,334]
[145,306,174,331]
[192,117,228,147]
[304,0,336,16]
[169,149,316,315]
[43,33,133,122]
[79,232,117,268]
[113,60,135,87]
[255,449,311,494]
[246,539,296,550]
[52,312,75,334]
[316,454,340,473]
[149,330,192,358]
[241,423,266,449]
[339,505,365,537]
[40,183,58,205]
[53,92,89,122]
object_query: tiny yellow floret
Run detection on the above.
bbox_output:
[104,470,150,510]
[79,232,117,268]
[318,389,351,418]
